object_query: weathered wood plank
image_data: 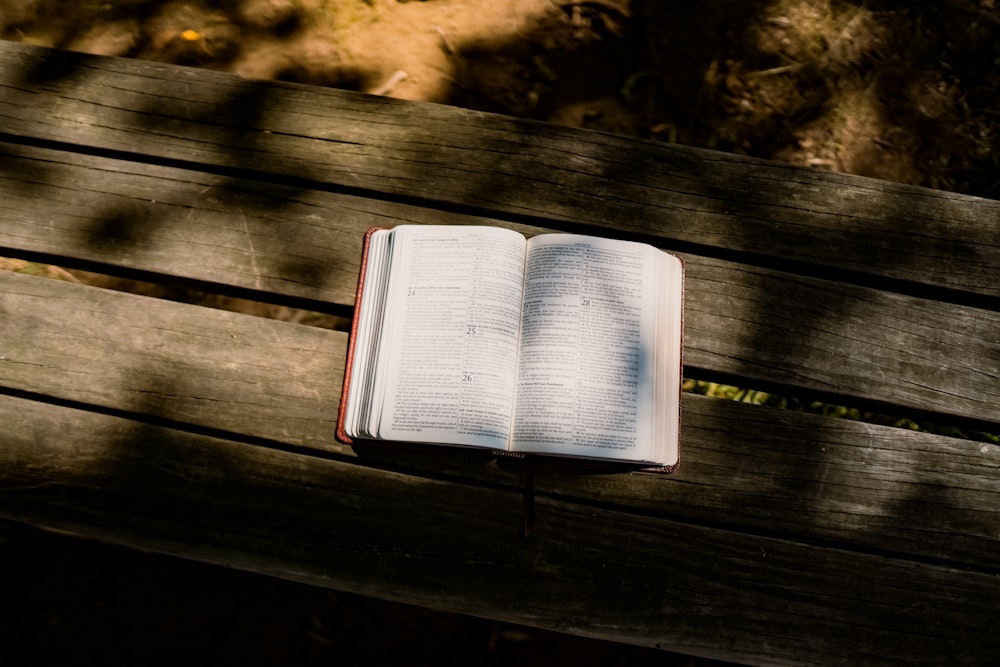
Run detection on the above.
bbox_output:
[0,269,345,453]
[682,256,1000,426]
[1,41,997,299]
[4,40,997,666]
[2,271,998,569]
[534,395,1000,571]
[2,161,997,429]
[1,394,997,666]
[0,141,520,308]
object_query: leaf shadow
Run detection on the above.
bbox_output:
[1,1,999,659]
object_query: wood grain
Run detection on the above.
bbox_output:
[1,41,997,300]
[535,394,1000,571]
[2,272,997,571]
[0,270,345,453]
[1,393,997,666]
[3,40,1000,666]
[2,152,997,427]
[0,141,521,308]
[681,256,1000,425]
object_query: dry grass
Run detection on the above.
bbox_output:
[0,257,80,282]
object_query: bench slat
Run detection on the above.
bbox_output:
[1,394,997,666]
[2,271,998,570]
[1,41,997,300]
[3,39,998,667]
[538,395,1000,571]
[0,141,505,308]
[684,256,1000,427]
[2,162,997,429]
[0,270,345,453]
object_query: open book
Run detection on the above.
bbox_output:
[337,226,684,470]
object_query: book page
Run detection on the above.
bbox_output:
[377,226,526,449]
[511,234,660,461]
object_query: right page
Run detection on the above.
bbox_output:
[510,234,682,466]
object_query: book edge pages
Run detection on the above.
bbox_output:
[336,226,390,445]
[656,252,684,474]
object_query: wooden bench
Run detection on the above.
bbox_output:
[1,40,999,665]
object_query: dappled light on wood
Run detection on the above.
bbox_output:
[0,3,999,665]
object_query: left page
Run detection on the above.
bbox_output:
[376,226,527,449]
